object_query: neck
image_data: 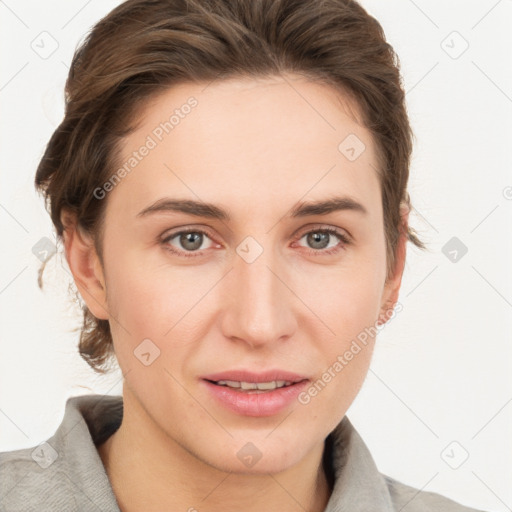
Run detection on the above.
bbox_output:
[97,391,332,512]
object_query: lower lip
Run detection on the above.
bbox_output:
[202,379,309,417]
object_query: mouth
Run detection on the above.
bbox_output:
[205,379,302,393]
[201,370,310,416]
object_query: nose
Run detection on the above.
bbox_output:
[220,242,298,350]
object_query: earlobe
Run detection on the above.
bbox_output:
[61,211,109,321]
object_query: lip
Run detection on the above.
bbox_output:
[201,369,310,417]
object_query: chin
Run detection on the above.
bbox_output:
[200,439,308,476]
[217,456,298,476]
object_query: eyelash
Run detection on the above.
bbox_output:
[161,226,351,259]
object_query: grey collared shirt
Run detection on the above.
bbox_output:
[0,394,486,511]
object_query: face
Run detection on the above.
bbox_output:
[73,73,405,475]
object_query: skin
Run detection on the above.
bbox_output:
[62,73,408,512]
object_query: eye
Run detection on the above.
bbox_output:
[160,225,350,259]
[295,227,350,256]
[161,228,217,257]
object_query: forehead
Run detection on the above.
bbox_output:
[106,74,381,223]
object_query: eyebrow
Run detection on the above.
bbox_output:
[136,195,368,220]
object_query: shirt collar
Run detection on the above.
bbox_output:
[323,415,394,511]
[54,394,122,510]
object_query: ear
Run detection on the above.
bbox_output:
[61,209,109,321]
[377,207,409,326]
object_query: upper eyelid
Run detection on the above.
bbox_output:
[161,226,217,244]
[162,224,348,238]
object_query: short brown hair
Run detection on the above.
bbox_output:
[35,0,427,374]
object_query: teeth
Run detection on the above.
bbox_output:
[215,380,292,390]
[218,380,241,388]
[256,380,288,390]
[240,381,258,390]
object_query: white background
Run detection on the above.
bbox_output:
[0,1,511,511]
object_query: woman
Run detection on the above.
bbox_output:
[0,0,488,510]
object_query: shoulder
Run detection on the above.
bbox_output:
[0,443,72,512]
[325,415,492,512]
[0,394,122,511]
[383,474,489,512]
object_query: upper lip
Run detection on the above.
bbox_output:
[202,370,309,384]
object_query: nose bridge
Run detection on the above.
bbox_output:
[222,238,295,346]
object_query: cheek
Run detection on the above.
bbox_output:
[104,254,214,369]
[301,288,378,421]
[303,262,383,393]
[104,246,192,322]
[305,262,384,339]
